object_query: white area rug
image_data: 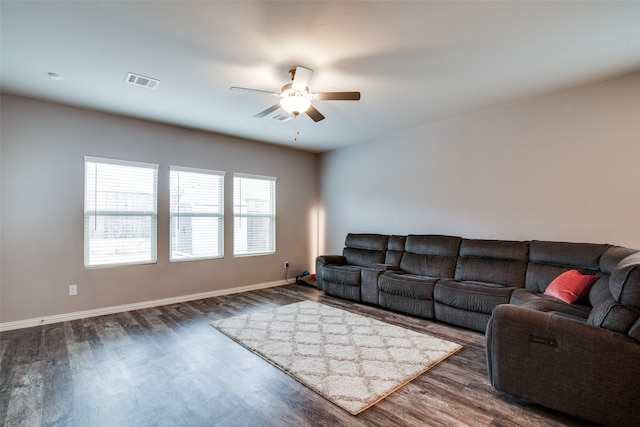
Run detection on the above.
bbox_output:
[211,301,462,414]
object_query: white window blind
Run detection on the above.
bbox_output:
[170,166,225,262]
[233,173,276,256]
[84,156,158,268]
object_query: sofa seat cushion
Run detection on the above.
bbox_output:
[510,289,549,306]
[322,265,363,286]
[435,279,516,314]
[510,288,575,306]
[520,298,592,320]
[378,272,438,300]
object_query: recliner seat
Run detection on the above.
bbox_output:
[435,239,529,332]
[316,233,389,302]
[378,235,461,318]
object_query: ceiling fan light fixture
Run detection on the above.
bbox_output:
[280,92,311,115]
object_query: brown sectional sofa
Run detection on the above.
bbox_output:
[315,233,640,426]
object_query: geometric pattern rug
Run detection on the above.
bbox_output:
[211,301,462,414]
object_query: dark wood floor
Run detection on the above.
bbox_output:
[1,284,594,427]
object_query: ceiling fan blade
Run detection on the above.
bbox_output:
[313,91,361,101]
[306,105,325,122]
[291,66,313,92]
[230,86,279,96]
[254,103,281,118]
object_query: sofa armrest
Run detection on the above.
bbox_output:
[316,255,346,265]
[315,255,347,290]
[486,304,640,426]
[360,264,404,303]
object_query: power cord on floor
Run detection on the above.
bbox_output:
[284,264,294,284]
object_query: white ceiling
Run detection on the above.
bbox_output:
[1,1,639,153]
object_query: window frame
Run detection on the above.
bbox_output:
[83,156,159,269]
[169,165,225,263]
[233,173,276,257]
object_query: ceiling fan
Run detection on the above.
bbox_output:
[230,66,360,122]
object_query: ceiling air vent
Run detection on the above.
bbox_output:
[125,72,160,89]
[272,114,292,122]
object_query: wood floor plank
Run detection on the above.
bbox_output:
[0,284,597,426]
[3,361,44,427]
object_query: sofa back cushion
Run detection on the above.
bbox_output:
[344,233,389,251]
[399,235,461,277]
[609,252,640,308]
[587,252,640,341]
[454,239,529,287]
[588,246,640,307]
[525,241,609,293]
[599,246,639,274]
[385,235,406,266]
[342,233,388,267]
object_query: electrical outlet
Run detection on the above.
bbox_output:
[69,285,77,296]
[284,262,289,269]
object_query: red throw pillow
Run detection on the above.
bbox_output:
[544,269,599,304]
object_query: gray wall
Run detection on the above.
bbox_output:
[0,95,318,323]
[3,72,640,324]
[320,72,640,254]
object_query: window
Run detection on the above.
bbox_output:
[84,156,158,268]
[170,166,224,262]
[233,173,276,256]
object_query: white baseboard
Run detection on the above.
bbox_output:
[0,280,287,332]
